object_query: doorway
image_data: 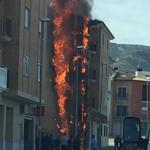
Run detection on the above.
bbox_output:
[24,118,34,150]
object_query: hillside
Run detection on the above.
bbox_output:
[109,43,150,72]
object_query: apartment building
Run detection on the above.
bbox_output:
[110,69,150,137]
[0,0,49,150]
[86,19,114,148]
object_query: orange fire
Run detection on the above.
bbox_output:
[52,0,78,134]
[73,55,81,71]
[80,16,89,150]
[81,17,89,74]
[52,0,90,140]
[80,16,89,96]
[83,17,89,49]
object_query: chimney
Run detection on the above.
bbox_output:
[135,67,143,77]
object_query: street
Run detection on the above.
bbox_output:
[101,146,114,150]
[100,138,114,150]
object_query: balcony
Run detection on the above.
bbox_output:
[0,16,12,42]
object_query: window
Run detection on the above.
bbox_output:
[38,20,42,33]
[105,66,108,77]
[23,56,29,76]
[25,8,31,28]
[142,84,150,101]
[6,107,13,149]
[141,122,148,136]
[117,87,127,99]
[116,105,127,117]
[141,107,148,114]
[0,105,4,148]
[142,85,147,101]
[37,63,41,82]
[0,67,8,89]
[107,40,109,51]
[89,42,97,52]
[102,34,105,46]
[1,17,12,37]
[104,126,108,137]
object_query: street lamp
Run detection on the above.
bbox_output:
[38,17,50,150]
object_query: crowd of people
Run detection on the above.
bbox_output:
[35,132,98,150]
[35,132,81,150]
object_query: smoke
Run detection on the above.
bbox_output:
[77,0,93,16]
[52,0,93,17]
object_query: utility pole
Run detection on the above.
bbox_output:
[38,18,50,150]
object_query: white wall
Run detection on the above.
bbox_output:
[0,95,36,150]
[101,124,109,147]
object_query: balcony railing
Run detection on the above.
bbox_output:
[0,16,12,41]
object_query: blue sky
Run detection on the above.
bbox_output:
[92,0,150,46]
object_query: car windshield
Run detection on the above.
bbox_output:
[123,118,140,142]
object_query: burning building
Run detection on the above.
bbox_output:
[51,0,91,130]
[47,0,114,149]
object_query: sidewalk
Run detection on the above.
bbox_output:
[100,138,114,150]
[101,146,114,150]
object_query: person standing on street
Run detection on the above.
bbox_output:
[55,135,61,150]
[61,133,69,150]
[91,135,98,150]
[49,134,55,150]
[114,135,121,150]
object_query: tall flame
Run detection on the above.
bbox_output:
[81,17,89,74]
[52,0,78,134]
[80,16,89,150]
[52,0,90,139]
